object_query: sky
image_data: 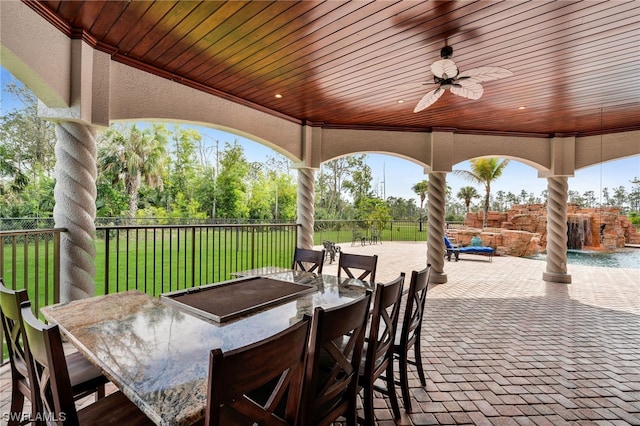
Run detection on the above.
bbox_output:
[2,67,639,206]
[193,125,639,204]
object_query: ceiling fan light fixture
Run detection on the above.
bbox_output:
[413,45,513,113]
[440,45,453,59]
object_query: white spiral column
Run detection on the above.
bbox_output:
[427,172,447,284]
[296,167,315,249]
[543,176,572,283]
[53,122,98,302]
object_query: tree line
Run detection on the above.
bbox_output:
[2,80,639,226]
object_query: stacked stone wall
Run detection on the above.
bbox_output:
[462,204,639,255]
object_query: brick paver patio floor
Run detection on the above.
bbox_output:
[323,241,640,425]
[2,241,639,425]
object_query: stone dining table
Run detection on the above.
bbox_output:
[41,271,371,426]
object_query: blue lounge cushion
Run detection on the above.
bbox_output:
[458,246,494,254]
[444,236,456,249]
[444,235,494,262]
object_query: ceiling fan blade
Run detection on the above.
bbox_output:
[414,88,444,112]
[458,66,513,82]
[451,80,484,100]
[430,59,458,79]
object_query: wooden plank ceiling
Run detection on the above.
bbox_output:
[25,0,640,136]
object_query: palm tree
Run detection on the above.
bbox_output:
[98,123,168,219]
[454,158,510,228]
[457,186,480,213]
[411,180,429,231]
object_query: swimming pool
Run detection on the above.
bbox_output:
[527,248,640,269]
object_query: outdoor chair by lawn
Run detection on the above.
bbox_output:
[444,236,494,262]
[322,240,341,264]
[351,229,367,247]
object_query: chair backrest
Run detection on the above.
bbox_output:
[398,265,431,349]
[337,253,378,283]
[444,236,455,249]
[291,247,325,274]
[363,273,405,381]
[299,292,372,426]
[20,301,80,425]
[205,317,311,426]
[0,279,39,403]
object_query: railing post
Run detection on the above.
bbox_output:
[251,226,256,269]
[54,231,61,303]
[295,225,299,251]
[191,226,196,288]
[104,230,110,295]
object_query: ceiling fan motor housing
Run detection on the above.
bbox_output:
[440,46,453,59]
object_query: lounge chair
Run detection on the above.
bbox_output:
[444,236,494,262]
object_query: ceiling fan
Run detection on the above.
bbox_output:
[413,46,513,112]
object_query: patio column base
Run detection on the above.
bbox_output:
[543,271,572,284]
[429,271,448,284]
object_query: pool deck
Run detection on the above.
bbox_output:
[2,241,639,425]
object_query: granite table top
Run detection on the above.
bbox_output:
[41,271,371,426]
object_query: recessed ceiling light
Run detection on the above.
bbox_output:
[397,100,404,104]
[275,94,283,98]
[518,106,526,110]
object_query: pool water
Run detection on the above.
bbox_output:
[527,248,640,269]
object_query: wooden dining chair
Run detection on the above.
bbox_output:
[205,317,311,426]
[291,247,326,274]
[337,252,378,284]
[393,264,431,413]
[358,273,405,425]
[0,279,107,426]
[19,301,154,426]
[299,292,372,426]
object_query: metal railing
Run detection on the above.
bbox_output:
[0,228,62,308]
[1,223,298,364]
[95,223,298,297]
[313,220,430,244]
[1,228,62,363]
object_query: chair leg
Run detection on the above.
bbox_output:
[8,389,25,426]
[96,383,106,400]
[413,339,427,387]
[362,383,375,426]
[385,361,401,419]
[346,402,358,426]
[397,350,412,413]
